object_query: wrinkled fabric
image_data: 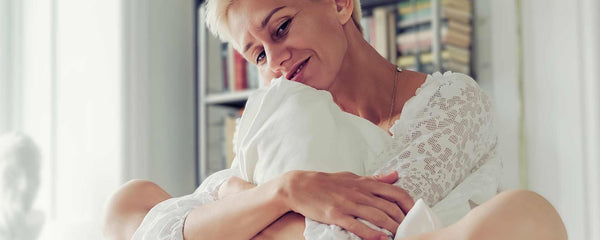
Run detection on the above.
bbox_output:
[303,71,498,239]
[394,199,443,239]
[236,76,391,185]
[131,71,499,240]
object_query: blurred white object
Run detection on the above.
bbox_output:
[395,199,443,239]
[236,76,391,185]
[0,132,44,240]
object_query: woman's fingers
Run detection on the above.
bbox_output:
[370,170,398,184]
[355,193,405,223]
[346,203,399,234]
[337,216,389,240]
[379,188,415,214]
[363,180,415,214]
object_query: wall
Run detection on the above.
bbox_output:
[487,0,521,190]
[122,0,197,197]
[1,0,124,239]
[489,0,600,239]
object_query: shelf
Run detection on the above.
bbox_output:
[361,0,400,9]
[204,89,258,108]
[398,17,433,28]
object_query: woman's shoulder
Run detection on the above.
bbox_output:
[426,71,481,93]
[398,71,491,122]
[389,70,495,140]
[413,71,487,101]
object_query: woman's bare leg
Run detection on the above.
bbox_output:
[403,189,567,240]
[103,180,172,240]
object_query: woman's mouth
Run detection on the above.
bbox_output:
[289,57,310,83]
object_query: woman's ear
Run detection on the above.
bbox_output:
[333,0,354,25]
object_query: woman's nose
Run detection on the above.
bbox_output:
[265,44,290,74]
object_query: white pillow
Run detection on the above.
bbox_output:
[236,77,392,185]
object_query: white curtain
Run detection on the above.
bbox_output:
[1,0,123,239]
[489,0,600,239]
[1,0,198,239]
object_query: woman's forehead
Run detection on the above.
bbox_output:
[227,0,297,47]
[228,0,298,27]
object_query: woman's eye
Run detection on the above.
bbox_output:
[256,51,266,64]
[276,19,291,37]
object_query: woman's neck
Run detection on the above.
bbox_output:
[326,23,400,127]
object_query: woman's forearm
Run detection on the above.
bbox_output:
[253,212,306,240]
[183,178,290,240]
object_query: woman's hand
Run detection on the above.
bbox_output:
[279,170,415,240]
[218,176,256,200]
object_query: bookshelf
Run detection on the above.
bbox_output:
[196,0,475,184]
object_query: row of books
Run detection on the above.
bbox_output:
[441,0,473,74]
[207,42,263,94]
[205,106,242,175]
[202,0,476,176]
[361,0,473,75]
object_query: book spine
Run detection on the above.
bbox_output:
[221,43,229,91]
[233,50,248,91]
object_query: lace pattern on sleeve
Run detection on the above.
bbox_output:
[374,71,497,205]
[131,163,241,240]
[303,71,498,239]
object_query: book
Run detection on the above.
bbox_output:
[233,49,248,91]
[397,26,438,54]
[448,19,472,35]
[442,0,472,12]
[442,0,473,75]
[442,4,472,24]
[447,60,470,74]
[446,29,471,49]
[397,3,433,29]
[396,50,450,68]
[398,0,432,15]
[221,43,229,91]
[446,44,470,64]
[397,54,417,68]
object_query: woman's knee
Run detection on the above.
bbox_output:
[103,179,172,240]
[464,189,567,240]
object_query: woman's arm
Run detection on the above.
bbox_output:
[252,212,306,240]
[217,172,409,240]
[185,170,412,240]
[182,175,290,240]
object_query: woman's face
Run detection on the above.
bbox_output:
[227,0,353,90]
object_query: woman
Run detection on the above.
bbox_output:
[103,0,567,239]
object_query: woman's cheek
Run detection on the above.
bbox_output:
[260,67,278,83]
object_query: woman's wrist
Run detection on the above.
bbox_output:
[252,212,306,240]
[266,171,297,214]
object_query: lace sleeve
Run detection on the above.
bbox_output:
[131,162,242,240]
[376,72,496,206]
[303,72,497,239]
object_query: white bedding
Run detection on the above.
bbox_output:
[131,71,500,240]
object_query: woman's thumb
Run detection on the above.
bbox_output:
[371,170,398,183]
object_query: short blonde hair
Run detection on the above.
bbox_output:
[204,0,363,44]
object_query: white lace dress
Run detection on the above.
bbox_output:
[131,72,500,240]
